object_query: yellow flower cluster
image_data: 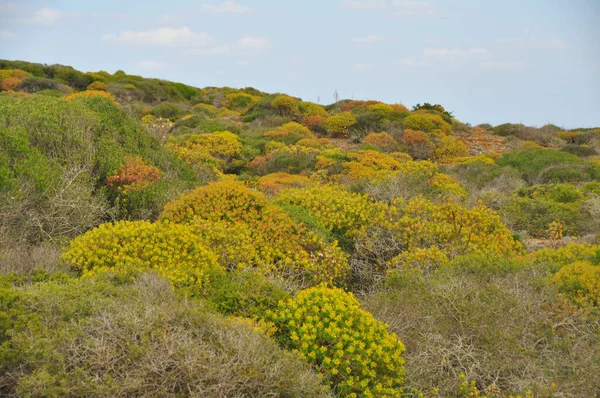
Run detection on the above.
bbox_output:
[268,285,406,397]
[275,185,388,238]
[161,181,349,286]
[62,220,222,289]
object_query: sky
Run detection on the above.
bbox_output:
[0,0,599,128]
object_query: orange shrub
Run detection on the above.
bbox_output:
[257,172,313,194]
[362,132,399,152]
[107,156,162,191]
[66,90,118,104]
[1,77,22,91]
[401,129,429,144]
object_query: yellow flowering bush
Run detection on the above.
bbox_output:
[268,285,406,397]
[342,150,438,183]
[434,135,469,161]
[161,182,349,286]
[166,131,242,171]
[324,112,357,137]
[390,197,523,258]
[531,243,600,272]
[62,221,222,289]
[553,260,600,307]
[275,185,388,238]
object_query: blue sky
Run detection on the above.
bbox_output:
[1,0,598,127]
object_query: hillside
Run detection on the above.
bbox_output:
[1,60,600,397]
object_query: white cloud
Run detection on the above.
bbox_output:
[0,30,14,38]
[352,63,378,72]
[186,36,272,56]
[137,60,165,69]
[340,0,449,17]
[480,61,528,70]
[397,47,489,68]
[496,35,568,51]
[188,45,232,55]
[30,7,61,26]
[353,34,386,44]
[200,1,252,13]
[237,36,271,52]
[103,27,213,47]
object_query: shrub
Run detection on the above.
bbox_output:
[150,102,184,120]
[166,130,242,172]
[17,76,61,93]
[362,132,399,152]
[62,220,222,289]
[160,182,349,286]
[268,285,406,397]
[560,144,597,157]
[303,115,327,134]
[0,77,22,91]
[0,275,328,397]
[434,135,469,161]
[271,94,299,116]
[223,92,260,111]
[300,101,328,117]
[387,197,523,260]
[402,129,429,144]
[497,148,585,183]
[325,112,357,137]
[553,260,600,307]
[276,185,388,240]
[107,156,162,191]
[403,113,451,134]
[257,172,312,194]
[264,121,313,143]
[66,90,118,104]
[86,81,108,91]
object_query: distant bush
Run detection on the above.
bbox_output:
[17,76,61,93]
[363,132,399,152]
[86,81,108,91]
[560,144,597,157]
[553,260,600,307]
[256,172,312,194]
[434,135,469,161]
[0,77,22,91]
[325,112,357,137]
[150,102,184,120]
[497,148,588,183]
[404,113,451,135]
[271,94,299,116]
[268,285,406,397]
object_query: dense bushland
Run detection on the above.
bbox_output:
[1,60,599,397]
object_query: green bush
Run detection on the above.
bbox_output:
[561,144,597,157]
[0,274,328,397]
[497,148,586,183]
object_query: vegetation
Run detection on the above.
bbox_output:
[1,59,599,397]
